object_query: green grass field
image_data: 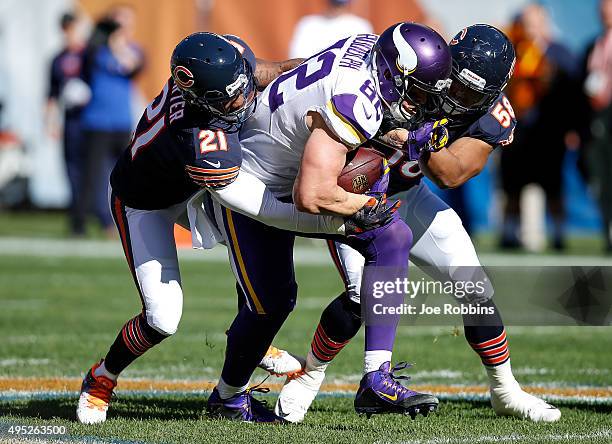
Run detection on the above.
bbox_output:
[1,245,611,443]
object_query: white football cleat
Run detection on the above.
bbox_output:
[490,381,561,422]
[76,361,116,424]
[258,345,305,377]
[274,368,326,423]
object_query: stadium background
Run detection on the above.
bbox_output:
[1,1,611,443]
[0,0,605,243]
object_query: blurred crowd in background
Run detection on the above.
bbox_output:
[1,0,612,253]
[46,5,144,237]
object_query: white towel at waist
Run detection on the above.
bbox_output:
[186,189,223,249]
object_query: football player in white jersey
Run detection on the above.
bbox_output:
[205,23,453,421]
[275,25,561,423]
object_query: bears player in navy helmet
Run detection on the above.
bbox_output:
[76,32,395,425]
[276,24,561,424]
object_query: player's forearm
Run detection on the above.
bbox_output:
[254,58,304,88]
[278,58,304,72]
[296,111,370,215]
[420,149,466,189]
[212,172,345,234]
[294,184,369,216]
[420,137,491,189]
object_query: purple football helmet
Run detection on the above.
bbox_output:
[372,22,452,123]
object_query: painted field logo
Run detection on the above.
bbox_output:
[352,174,369,193]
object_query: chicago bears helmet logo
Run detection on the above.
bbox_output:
[173,66,195,88]
[450,28,468,45]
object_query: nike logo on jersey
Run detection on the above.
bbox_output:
[377,391,398,401]
[203,160,221,168]
[362,104,372,119]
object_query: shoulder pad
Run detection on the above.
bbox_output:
[186,129,242,189]
[466,94,516,148]
[322,87,382,147]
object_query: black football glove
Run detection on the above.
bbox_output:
[344,193,401,235]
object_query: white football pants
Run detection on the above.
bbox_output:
[108,187,190,336]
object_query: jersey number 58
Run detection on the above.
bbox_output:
[490,96,515,128]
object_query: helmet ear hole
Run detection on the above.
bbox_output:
[384,69,392,81]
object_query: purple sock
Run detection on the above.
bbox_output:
[362,260,405,352]
[344,218,412,354]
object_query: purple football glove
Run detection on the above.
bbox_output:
[368,158,391,194]
[403,119,450,161]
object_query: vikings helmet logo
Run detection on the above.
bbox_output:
[393,25,418,75]
[173,65,195,88]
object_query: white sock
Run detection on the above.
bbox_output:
[94,361,118,382]
[485,360,518,389]
[363,350,392,374]
[216,377,249,400]
[305,350,329,373]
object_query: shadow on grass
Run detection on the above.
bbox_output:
[457,399,612,415]
[2,395,611,423]
[1,395,209,422]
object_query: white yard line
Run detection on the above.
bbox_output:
[2,236,612,266]
[0,358,49,367]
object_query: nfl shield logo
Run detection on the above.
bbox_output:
[352,174,369,193]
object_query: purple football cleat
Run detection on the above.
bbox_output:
[206,387,287,423]
[354,362,439,418]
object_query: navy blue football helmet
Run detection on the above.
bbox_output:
[442,24,515,115]
[171,32,256,127]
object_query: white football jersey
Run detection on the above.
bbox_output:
[239,33,384,197]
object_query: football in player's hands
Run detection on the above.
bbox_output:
[337,147,384,194]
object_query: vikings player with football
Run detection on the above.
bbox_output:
[203,22,451,422]
[275,25,561,423]
[76,32,395,425]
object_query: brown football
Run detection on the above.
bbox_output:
[337,147,384,194]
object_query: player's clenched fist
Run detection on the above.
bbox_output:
[403,119,450,161]
[344,193,401,235]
